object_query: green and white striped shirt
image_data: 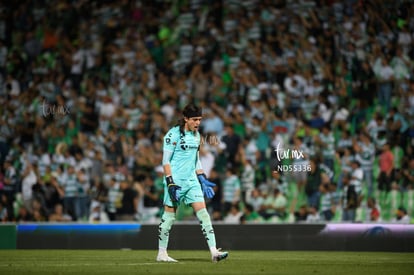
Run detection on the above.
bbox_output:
[319,132,335,159]
[223,174,241,203]
[107,183,121,214]
[62,174,79,198]
[241,164,255,191]
[356,142,375,171]
[320,192,333,212]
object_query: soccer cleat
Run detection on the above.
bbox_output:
[212,248,228,262]
[156,252,178,263]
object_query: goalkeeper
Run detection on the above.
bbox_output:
[157,103,228,263]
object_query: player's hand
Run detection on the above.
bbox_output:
[166,176,181,202]
[197,173,216,199]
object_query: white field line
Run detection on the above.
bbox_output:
[0,262,182,267]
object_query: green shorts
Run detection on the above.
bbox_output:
[163,177,204,207]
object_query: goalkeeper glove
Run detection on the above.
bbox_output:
[166,176,181,202]
[197,173,216,199]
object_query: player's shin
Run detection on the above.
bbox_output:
[158,211,176,250]
[195,208,217,254]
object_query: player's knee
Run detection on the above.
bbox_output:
[196,208,212,224]
[160,212,176,228]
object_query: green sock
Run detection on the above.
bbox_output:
[158,211,176,249]
[196,208,216,249]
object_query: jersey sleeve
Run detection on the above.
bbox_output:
[163,127,180,153]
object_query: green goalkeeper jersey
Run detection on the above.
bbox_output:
[163,125,200,180]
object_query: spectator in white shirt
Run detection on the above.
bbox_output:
[223,204,243,224]
[21,162,38,211]
[393,207,410,224]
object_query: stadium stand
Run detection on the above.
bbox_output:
[0,0,413,224]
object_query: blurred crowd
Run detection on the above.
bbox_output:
[0,0,413,224]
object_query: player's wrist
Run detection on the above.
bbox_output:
[166,175,174,186]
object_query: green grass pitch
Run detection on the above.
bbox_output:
[0,250,413,275]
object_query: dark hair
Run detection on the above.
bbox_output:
[342,172,351,180]
[245,203,254,212]
[182,103,202,118]
[398,206,407,214]
[352,160,361,167]
[176,103,202,137]
[177,118,186,138]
